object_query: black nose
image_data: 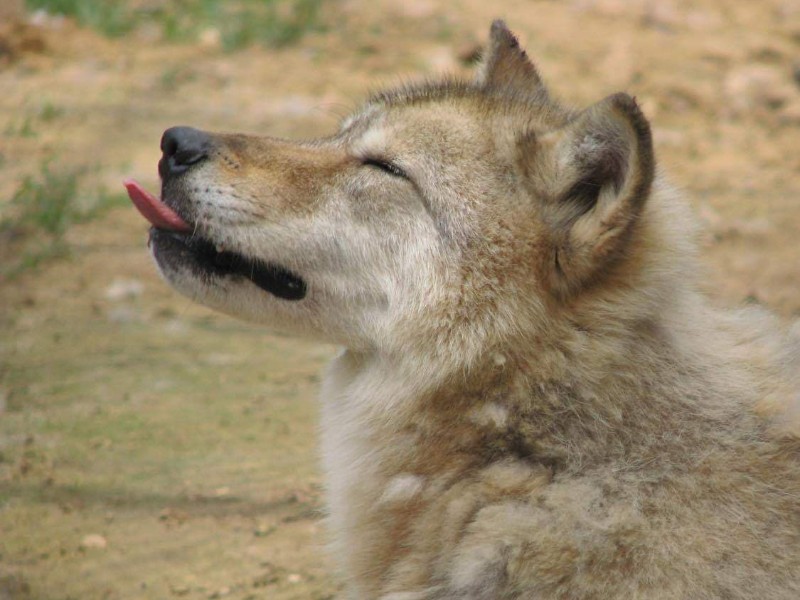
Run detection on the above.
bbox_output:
[159,126,211,179]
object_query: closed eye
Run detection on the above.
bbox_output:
[362,158,408,179]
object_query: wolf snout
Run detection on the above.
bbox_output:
[159,126,212,179]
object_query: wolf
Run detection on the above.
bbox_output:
[125,20,800,599]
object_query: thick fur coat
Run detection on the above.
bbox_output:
[136,21,800,599]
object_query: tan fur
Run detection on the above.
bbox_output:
[148,21,800,599]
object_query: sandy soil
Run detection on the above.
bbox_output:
[1,1,798,598]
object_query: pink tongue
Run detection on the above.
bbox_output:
[123,179,191,233]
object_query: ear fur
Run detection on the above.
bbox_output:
[475,20,548,99]
[523,93,655,295]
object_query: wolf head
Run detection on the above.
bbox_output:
[130,21,689,379]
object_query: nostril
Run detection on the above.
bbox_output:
[162,136,178,159]
[174,148,206,167]
[160,126,211,177]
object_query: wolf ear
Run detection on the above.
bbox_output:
[524,93,655,294]
[475,20,547,98]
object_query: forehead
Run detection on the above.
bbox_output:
[341,78,569,143]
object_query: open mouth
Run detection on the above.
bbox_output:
[124,179,307,301]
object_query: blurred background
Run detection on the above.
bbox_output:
[0,1,798,598]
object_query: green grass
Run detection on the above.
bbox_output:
[39,101,66,123]
[24,0,326,50]
[26,0,132,37]
[0,160,127,277]
[3,116,38,138]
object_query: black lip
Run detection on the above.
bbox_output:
[150,228,307,301]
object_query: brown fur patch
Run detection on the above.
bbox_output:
[149,20,800,600]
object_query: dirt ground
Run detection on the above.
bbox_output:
[0,1,798,599]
